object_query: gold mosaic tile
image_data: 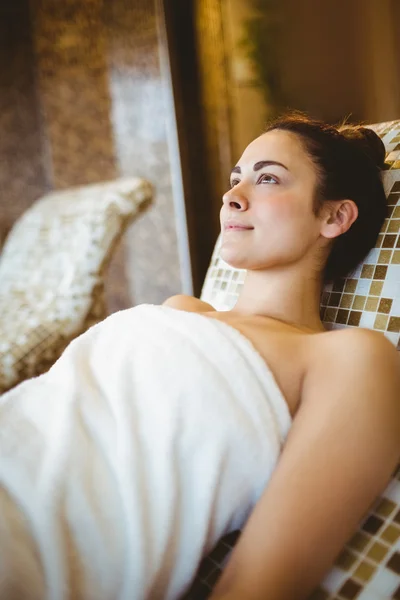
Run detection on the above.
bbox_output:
[353,560,376,581]
[374,313,389,329]
[361,264,374,278]
[369,280,384,295]
[388,220,400,233]
[340,294,353,309]
[367,541,390,562]
[352,295,366,310]
[344,279,358,293]
[365,297,379,311]
[381,524,400,544]
[375,498,398,518]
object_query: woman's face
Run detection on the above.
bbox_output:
[219,129,326,271]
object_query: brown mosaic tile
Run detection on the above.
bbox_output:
[348,311,362,326]
[378,298,393,313]
[374,265,388,279]
[361,264,374,278]
[338,579,362,599]
[344,279,357,293]
[337,309,349,324]
[388,317,400,332]
[387,552,400,574]
[383,234,397,248]
[393,584,400,599]
[330,292,342,307]
[333,279,346,292]
[362,515,385,535]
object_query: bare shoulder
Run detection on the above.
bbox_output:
[303,326,400,411]
[162,294,216,313]
[316,326,398,364]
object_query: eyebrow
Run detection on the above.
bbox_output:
[231,160,289,175]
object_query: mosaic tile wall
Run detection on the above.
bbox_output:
[0,0,185,313]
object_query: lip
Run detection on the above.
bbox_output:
[224,222,254,231]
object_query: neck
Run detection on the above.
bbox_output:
[232,268,326,333]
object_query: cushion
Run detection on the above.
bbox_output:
[184,121,400,599]
[0,177,152,394]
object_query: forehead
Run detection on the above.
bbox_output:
[238,129,315,174]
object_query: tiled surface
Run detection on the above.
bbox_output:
[192,121,400,599]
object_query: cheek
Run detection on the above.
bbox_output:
[255,198,315,253]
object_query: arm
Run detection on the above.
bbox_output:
[210,329,400,600]
[162,294,215,313]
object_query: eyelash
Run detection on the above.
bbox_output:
[230,174,278,188]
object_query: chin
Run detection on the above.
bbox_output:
[219,246,249,270]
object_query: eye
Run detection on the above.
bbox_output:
[230,178,240,188]
[258,174,278,184]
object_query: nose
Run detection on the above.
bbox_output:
[222,186,249,211]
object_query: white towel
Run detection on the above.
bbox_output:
[0,304,292,600]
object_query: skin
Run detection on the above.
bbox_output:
[218,129,358,333]
[164,130,400,599]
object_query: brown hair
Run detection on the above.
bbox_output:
[264,111,388,285]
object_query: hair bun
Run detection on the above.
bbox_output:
[339,126,386,170]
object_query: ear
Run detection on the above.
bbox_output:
[320,199,358,240]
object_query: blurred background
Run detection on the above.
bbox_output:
[1,0,399,311]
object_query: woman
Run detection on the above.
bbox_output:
[0,113,399,600]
